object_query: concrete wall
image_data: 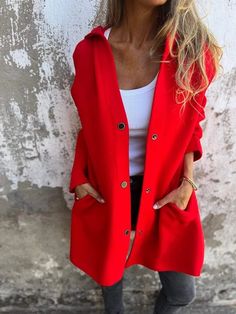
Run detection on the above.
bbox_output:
[0,0,235,311]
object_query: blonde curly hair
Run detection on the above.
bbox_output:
[95,0,223,115]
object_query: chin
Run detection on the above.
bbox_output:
[143,0,168,6]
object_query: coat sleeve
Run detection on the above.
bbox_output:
[69,128,89,193]
[184,95,206,162]
[185,47,216,162]
[69,42,89,194]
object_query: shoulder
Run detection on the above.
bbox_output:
[72,24,105,59]
[72,38,90,63]
[203,44,217,84]
[191,44,217,96]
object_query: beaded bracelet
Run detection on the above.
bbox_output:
[180,175,198,191]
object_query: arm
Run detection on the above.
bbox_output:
[184,95,206,162]
[185,45,217,162]
[186,45,216,161]
[183,151,194,180]
[69,128,89,194]
[69,42,89,194]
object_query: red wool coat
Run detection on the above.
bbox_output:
[69,25,215,286]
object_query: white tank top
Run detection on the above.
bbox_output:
[104,27,158,176]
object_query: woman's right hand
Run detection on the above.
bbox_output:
[75,183,105,203]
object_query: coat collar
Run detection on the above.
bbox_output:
[84,25,171,62]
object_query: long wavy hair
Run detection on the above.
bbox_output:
[94,0,222,115]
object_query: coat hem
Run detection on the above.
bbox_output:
[125,260,202,277]
[69,256,125,287]
[69,255,202,287]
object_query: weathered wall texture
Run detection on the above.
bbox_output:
[0,0,235,311]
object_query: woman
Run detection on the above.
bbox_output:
[69,0,222,313]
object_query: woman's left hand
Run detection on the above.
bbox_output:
[153,179,193,210]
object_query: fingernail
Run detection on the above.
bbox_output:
[100,198,105,203]
[153,203,160,209]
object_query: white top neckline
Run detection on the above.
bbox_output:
[104,26,158,95]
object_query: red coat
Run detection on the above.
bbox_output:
[69,25,215,286]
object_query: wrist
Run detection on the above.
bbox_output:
[181,179,194,190]
[180,175,198,191]
[183,172,193,181]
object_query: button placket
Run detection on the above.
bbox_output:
[117,119,130,238]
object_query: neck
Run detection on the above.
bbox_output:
[116,2,160,46]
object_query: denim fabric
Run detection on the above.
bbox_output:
[100,174,196,314]
[101,276,125,314]
[101,271,196,314]
[130,174,144,230]
[153,271,196,313]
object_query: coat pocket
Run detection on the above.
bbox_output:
[72,192,107,235]
[74,193,92,203]
[166,190,198,223]
[72,193,96,214]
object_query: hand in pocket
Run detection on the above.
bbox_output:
[75,183,105,203]
[153,179,193,210]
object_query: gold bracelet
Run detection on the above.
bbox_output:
[180,175,198,191]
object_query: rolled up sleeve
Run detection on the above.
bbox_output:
[69,128,89,193]
[185,95,206,162]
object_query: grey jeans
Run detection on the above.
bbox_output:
[101,175,196,313]
[101,271,196,314]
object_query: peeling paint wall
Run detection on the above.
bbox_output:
[0,0,98,196]
[197,0,236,305]
[0,0,235,310]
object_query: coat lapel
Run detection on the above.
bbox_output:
[84,24,172,135]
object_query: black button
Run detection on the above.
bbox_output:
[118,122,125,130]
[124,229,130,235]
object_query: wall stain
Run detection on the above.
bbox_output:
[202,212,226,248]
[0,0,78,193]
